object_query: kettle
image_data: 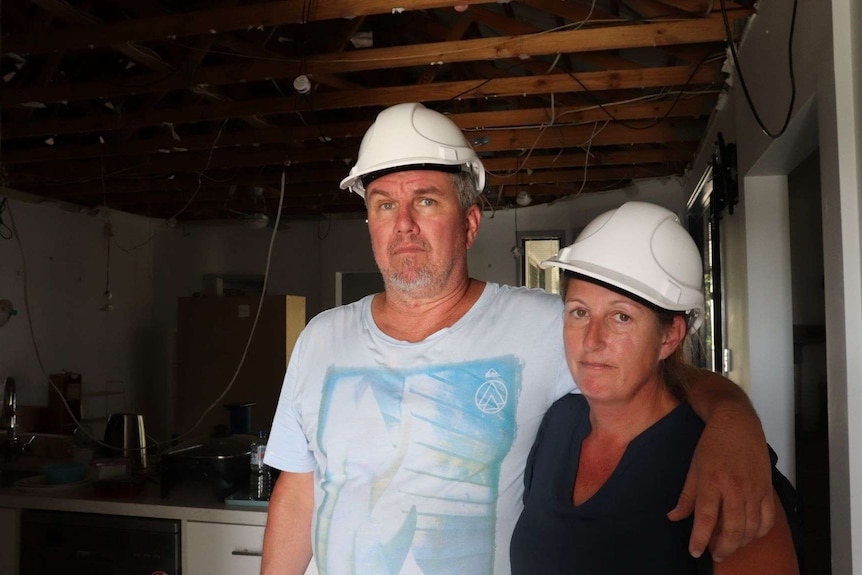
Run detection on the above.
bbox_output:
[102,413,148,470]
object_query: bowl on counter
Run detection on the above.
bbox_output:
[42,461,87,485]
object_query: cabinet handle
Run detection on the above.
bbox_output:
[231,550,263,557]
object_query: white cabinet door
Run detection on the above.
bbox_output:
[0,507,18,575]
[185,521,318,575]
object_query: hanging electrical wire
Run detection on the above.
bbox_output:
[0,198,13,240]
[573,120,609,198]
[167,118,229,222]
[562,50,716,131]
[719,0,798,139]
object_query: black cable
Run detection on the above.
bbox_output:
[563,49,715,130]
[719,0,797,139]
[440,59,538,106]
[317,212,331,240]
[0,198,13,240]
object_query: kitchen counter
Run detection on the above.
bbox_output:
[0,477,268,526]
[0,476,287,574]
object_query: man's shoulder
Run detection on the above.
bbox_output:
[484,282,561,304]
[482,283,562,314]
[304,295,371,332]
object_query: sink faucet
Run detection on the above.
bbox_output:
[1,377,17,456]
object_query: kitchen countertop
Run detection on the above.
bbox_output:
[0,477,269,526]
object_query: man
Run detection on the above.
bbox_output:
[262,103,774,575]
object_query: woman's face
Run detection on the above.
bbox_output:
[563,279,682,407]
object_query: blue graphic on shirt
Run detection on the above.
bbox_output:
[315,357,522,575]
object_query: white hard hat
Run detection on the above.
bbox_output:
[541,201,705,331]
[339,102,486,198]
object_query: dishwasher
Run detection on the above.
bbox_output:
[20,509,181,575]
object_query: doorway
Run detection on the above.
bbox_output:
[788,150,831,574]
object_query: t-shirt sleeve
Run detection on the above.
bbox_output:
[263,332,317,473]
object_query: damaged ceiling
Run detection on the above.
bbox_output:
[0,0,753,223]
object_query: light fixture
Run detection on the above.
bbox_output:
[515,190,532,206]
[246,212,270,230]
[293,75,311,95]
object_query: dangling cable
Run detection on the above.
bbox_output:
[174,166,287,446]
[719,0,798,139]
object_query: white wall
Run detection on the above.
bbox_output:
[826,0,862,569]
[0,197,157,434]
[683,0,862,569]
[740,176,795,480]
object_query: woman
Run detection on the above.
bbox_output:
[510,201,798,574]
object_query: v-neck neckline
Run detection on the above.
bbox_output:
[567,401,688,510]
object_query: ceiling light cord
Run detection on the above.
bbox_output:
[719,0,797,139]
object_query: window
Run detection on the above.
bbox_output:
[517,232,565,294]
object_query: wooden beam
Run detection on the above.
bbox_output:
[3,0,499,55]
[469,120,702,152]
[489,164,679,186]
[1,95,713,164]
[5,119,703,183]
[226,16,734,76]
[20,146,694,198]
[0,15,734,107]
[482,146,695,172]
[417,14,474,84]
[26,0,173,73]
[2,65,720,139]
[470,6,645,71]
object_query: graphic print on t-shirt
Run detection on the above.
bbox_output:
[314,356,522,575]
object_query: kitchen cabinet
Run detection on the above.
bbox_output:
[175,295,305,436]
[186,520,318,575]
[0,507,18,575]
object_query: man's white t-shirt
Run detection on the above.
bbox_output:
[266,283,575,575]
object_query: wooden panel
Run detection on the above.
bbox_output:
[175,295,305,438]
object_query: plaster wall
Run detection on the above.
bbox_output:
[0,198,157,436]
[684,0,862,568]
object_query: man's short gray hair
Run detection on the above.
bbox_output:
[450,171,481,212]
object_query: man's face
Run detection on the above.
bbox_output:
[365,170,481,297]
